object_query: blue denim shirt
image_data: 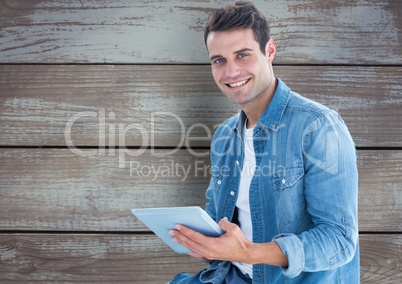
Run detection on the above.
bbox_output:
[170,78,359,283]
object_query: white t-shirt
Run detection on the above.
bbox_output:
[232,121,255,278]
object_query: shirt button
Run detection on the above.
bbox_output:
[282,179,286,184]
[217,180,222,185]
[236,160,240,165]
[230,191,235,196]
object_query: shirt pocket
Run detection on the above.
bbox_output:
[273,162,304,191]
[272,162,307,230]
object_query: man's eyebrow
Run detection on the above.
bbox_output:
[210,54,222,62]
[209,48,254,62]
[235,48,253,54]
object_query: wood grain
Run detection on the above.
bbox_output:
[0,149,209,231]
[0,233,400,283]
[0,234,208,283]
[0,149,400,232]
[1,65,401,147]
[357,151,402,232]
[360,234,402,283]
[0,0,400,64]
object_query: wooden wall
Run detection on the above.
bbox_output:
[0,0,401,283]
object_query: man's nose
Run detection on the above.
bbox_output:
[225,61,240,78]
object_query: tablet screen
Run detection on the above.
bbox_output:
[131,206,224,253]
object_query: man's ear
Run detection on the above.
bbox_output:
[265,39,276,62]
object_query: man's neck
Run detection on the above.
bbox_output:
[242,78,277,128]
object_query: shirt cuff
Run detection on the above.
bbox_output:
[272,233,305,278]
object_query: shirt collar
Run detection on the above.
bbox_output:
[235,78,291,136]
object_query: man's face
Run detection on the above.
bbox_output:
[206,28,275,107]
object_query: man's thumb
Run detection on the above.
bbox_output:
[218,217,231,231]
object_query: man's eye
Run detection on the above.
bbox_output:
[214,58,225,64]
[238,53,248,58]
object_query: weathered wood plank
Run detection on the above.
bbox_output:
[0,233,400,283]
[1,65,401,147]
[360,234,402,283]
[0,149,400,232]
[0,149,209,231]
[357,150,402,232]
[0,234,208,283]
[0,0,401,64]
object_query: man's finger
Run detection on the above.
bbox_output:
[217,217,234,232]
[176,224,206,242]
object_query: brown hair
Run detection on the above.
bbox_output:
[203,1,271,54]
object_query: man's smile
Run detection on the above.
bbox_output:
[225,78,251,89]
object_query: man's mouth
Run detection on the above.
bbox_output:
[226,79,250,88]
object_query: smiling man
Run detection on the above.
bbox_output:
[169,1,359,283]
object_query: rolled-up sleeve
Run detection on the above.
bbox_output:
[272,233,305,278]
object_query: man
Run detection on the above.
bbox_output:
[169,1,359,283]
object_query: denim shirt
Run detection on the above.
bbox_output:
[170,78,359,284]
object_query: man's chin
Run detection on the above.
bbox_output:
[223,92,248,105]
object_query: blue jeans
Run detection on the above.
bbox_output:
[225,265,252,284]
[169,261,251,284]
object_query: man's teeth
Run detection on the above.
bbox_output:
[229,80,247,88]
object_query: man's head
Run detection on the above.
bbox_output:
[203,1,270,55]
[203,1,277,113]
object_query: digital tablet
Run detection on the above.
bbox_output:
[131,206,224,254]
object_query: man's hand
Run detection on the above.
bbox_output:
[169,218,253,262]
[169,218,289,267]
